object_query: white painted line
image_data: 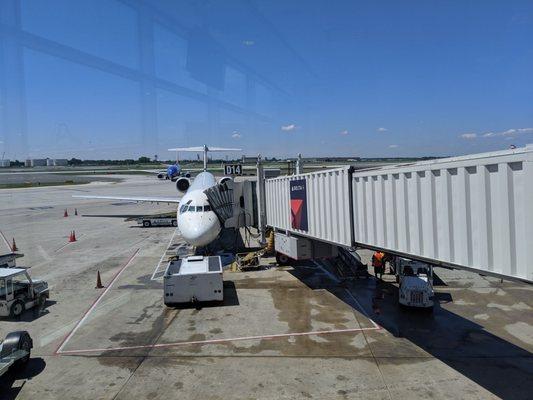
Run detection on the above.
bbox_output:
[312,260,380,329]
[55,248,140,354]
[344,288,381,329]
[312,260,341,283]
[37,245,53,262]
[56,326,382,355]
[53,233,85,253]
[0,229,13,252]
[150,228,179,280]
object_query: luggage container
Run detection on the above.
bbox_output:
[163,256,223,305]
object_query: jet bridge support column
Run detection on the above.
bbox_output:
[256,154,267,245]
[296,153,302,174]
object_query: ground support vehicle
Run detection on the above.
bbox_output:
[396,258,435,309]
[0,268,49,318]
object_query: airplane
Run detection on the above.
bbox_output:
[73,145,241,247]
[155,163,190,181]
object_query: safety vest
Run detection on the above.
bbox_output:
[372,252,385,267]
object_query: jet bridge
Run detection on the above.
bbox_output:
[263,145,533,283]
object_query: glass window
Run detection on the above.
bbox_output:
[0,278,6,300]
[204,205,211,212]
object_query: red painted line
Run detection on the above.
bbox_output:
[0,229,13,252]
[57,326,381,355]
[54,248,140,355]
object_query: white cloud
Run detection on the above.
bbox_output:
[377,127,387,133]
[460,133,477,139]
[281,124,298,132]
[231,131,242,139]
[388,144,399,148]
[242,40,255,46]
[480,127,533,138]
[339,129,349,136]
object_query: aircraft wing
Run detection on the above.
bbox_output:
[73,195,181,204]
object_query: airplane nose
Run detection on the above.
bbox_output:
[178,213,220,247]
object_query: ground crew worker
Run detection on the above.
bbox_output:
[372,251,385,280]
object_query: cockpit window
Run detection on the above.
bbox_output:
[179,200,193,214]
[179,204,210,213]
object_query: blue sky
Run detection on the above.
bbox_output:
[1,0,532,160]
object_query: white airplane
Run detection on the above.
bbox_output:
[74,145,241,247]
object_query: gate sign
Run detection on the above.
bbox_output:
[223,164,242,176]
[290,179,308,231]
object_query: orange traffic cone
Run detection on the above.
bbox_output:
[11,238,18,252]
[74,208,78,216]
[68,230,77,242]
[95,271,103,289]
[64,209,69,217]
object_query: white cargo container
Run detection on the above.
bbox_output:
[265,167,352,247]
[163,256,223,305]
[352,145,533,282]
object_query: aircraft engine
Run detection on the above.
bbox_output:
[157,173,165,180]
[176,177,191,192]
[219,176,232,185]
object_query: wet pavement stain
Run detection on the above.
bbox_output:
[96,304,179,369]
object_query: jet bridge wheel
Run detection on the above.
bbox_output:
[276,252,293,266]
[1,331,32,370]
[143,220,151,228]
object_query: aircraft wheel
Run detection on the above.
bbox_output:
[143,220,151,228]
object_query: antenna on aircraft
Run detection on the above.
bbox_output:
[168,145,241,171]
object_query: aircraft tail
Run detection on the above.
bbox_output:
[167,145,241,171]
[168,146,241,152]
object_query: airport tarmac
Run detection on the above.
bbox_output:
[0,175,532,399]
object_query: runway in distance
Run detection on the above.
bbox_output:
[74,145,241,247]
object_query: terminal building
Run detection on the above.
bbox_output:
[25,158,47,167]
[25,158,68,167]
[46,158,68,166]
[0,159,10,167]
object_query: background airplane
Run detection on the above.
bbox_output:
[156,163,191,181]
